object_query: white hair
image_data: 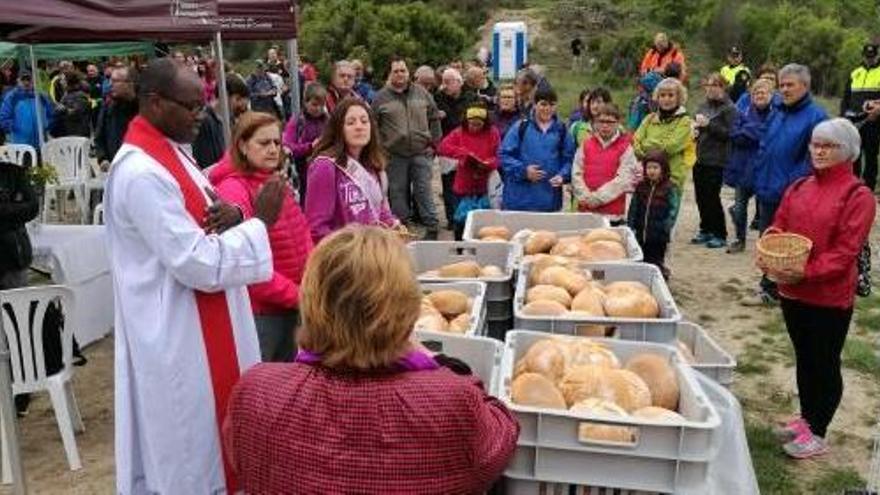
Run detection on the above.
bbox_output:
[779,63,811,89]
[812,118,862,162]
[441,68,463,84]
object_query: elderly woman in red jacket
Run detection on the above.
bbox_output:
[438,101,501,239]
[760,118,876,460]
[225,226,519,493]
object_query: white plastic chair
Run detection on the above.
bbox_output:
[0,144,37,167]
[0,286,83,484]
[92,202,104,225]
[41,137,90,223]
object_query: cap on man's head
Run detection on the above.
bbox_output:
[729,46,742,56]
[864,44,879,58]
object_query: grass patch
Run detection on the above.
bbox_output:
[737,352,770,375]
[809,467,865,493]
[719,283,740,295]
[856,293,880,333]
[842,339,880,377]
[758,318,786,335]
[698,313,717,323]
[731,313,753,320]
[746,422,798,495]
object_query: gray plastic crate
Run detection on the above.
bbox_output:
[504,475,666,495]
[512,226,644,267]
[414,332,502,393]
[409,241,517,301]
[514,262,681,343]
[463,209,609,242]
[498,330,721,494]
[676,322,736,387]
[418,281,487,337]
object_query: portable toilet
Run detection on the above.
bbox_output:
[492,21,527,81]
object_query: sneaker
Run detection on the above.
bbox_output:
[783,431,829,459]
[773,417,809,443]
[740,290,779,307]
[726,239,746,253]
[706,236,727,249]
[690,232,712,244]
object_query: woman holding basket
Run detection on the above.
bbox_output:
[758,118,876,459]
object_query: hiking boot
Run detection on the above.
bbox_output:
[690,232,712,245]
[773,417,809,443]
[726,239,746,253]
[740,290,779,307]
[783,431,829,459]
[706,236,727,249]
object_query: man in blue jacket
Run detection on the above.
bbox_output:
[499,87,575,211]
[0,70,54,157]
[747,63,827,305]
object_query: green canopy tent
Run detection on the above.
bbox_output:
[0,41,154,61]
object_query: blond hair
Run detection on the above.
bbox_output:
[297,226,421,369]
[652,77,688,106]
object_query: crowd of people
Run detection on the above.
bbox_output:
[0,31,878,492]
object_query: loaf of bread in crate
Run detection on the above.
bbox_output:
[625,353,680,410]
[570,398,635,443]
[511,372,567,409]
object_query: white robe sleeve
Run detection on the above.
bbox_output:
[123,169,273,293]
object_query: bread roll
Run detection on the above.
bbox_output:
[582,240,627,261]
[603,284,660,318]
[478,225,511,240]
[561,339,621,369]
[550,236,591,259]
[527,254,573,286]
[604,281,651,294]
[524,230,558,255]
[605,369,653,412]
[625,354,680,410]
[538,266,590,296]
[511,373,567,409]
[514,338,566,382]
[559,364,607,406]
[582,228,624,245]
[527,285,573,308]
[570,398,634,443]
[447,313,471,334]
[414,312,448,332]
[522,299,568,316]
[633,406,685,423]
[571,286,606,315]
[480,264,505,277]
[426,290,469,317]
[438,261,482,278]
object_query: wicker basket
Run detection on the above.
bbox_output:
[757,233,812,278]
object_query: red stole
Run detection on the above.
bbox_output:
[123,115,240,492]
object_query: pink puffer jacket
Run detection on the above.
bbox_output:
[209,156,313,315]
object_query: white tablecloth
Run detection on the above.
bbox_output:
[29,224,113,347]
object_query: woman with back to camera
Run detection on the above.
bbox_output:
[225,226,519,493]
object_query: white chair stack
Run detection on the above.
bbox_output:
[0,286,84,484]
[41,137,90,224]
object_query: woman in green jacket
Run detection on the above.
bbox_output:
[633,77,696,201]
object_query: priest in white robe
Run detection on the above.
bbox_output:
[104,58,286,494]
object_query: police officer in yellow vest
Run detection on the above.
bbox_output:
[842,42,880,192]
[720,46,750,85]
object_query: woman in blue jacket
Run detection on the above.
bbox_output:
[499,87,576,211]
[725,79,775,253]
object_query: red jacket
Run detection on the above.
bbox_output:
[225,362,519,494]
[577,132,633,216]
[771,163,876,309]
[209,157,313,314]
[438,125,501,196]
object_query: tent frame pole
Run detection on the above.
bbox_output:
[214,32,232,143]
[28,45,45,160]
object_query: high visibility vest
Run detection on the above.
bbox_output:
[850,65,880,91]
[720,64,750,84]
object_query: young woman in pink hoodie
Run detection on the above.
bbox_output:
[209,111,313,362]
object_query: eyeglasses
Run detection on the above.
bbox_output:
[808,142,841,152]
[155,92,205,114]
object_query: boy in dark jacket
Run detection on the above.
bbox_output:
[627,149,678,279]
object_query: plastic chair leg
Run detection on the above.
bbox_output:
[65,381,84,433]
[0,411,11,485]
[47,381,82,471]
